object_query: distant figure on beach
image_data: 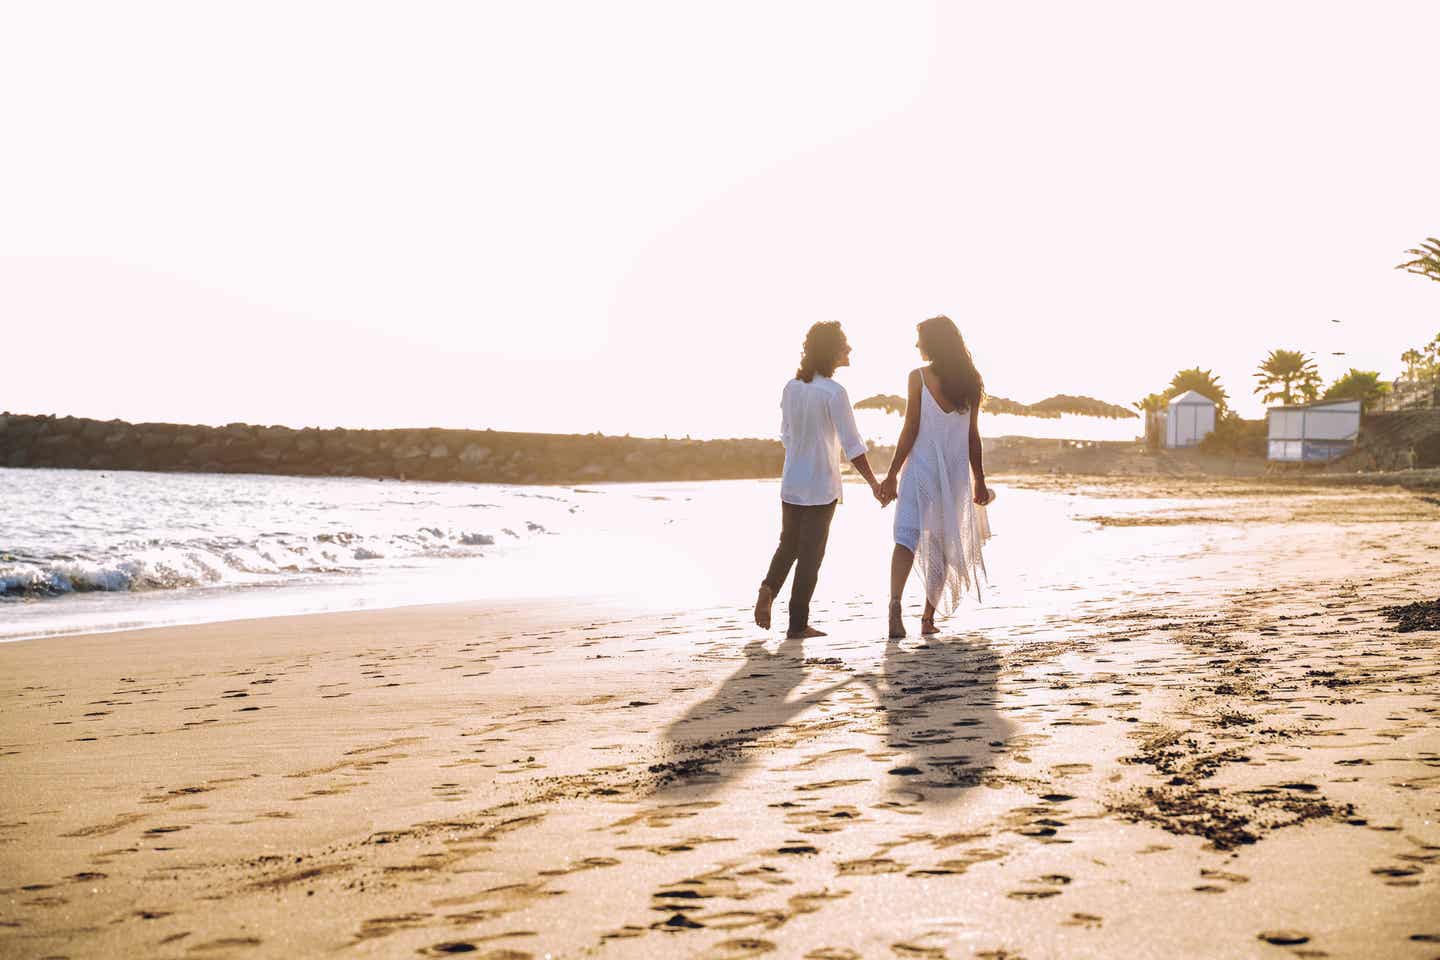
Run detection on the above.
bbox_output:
[755,321,885,639]
[879,315,993,638]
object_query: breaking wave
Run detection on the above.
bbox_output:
[1,525,512,599]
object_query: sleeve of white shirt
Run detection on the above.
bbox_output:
[780,382,794,447]
[829,384,867,460]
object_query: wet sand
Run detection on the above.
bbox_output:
[2,486,1439,958]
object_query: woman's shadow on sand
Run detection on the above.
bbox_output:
[657,631,1012,806]
[854,635,1014,805]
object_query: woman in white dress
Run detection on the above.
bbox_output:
[878,315,993,639]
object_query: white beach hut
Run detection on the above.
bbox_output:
[1164,390,1216,448]
[1266,399,1361,461]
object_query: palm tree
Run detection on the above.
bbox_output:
[1401,348,1424,382]
[1396,238,1440,283]
[1321,369,1392,411]
[1133,392,1168,448]
[1165,368,1229,413]
[1133,393,1168,415]
[1253,349,1321,405]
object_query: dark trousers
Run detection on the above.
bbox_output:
[761,499,837,635]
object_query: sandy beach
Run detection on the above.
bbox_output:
[3,481,1439,959]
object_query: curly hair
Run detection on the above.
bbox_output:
[918,315,985,410]
[796,321,848,382]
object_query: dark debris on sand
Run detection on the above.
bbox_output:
[647,737,746,788]
[1381,597,1440,633]
[1110,785,1354,851]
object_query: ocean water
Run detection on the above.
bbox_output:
[0,466,1374,643]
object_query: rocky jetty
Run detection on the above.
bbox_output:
[7,410,1432,487]
[0,413,786,485]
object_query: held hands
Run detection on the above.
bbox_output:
[973,477,990,506]
[873,474,898,507]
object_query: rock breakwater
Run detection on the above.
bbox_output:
[0,413,786,485]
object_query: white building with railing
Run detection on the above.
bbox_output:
[1266,398,1361,461]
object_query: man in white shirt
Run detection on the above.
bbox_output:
[756,321,885,639]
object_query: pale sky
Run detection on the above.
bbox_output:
[3,1,1437,440]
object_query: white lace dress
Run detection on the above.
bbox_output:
[893,376,992,615]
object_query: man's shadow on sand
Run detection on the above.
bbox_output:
[656,636,849,794]
[657,632,1012,805]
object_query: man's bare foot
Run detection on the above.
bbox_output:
[754,584,774,629]
[888,599,905,639]
[786,626,826,639]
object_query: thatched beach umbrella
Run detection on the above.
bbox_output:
[856,392,1137,420]
[854,394,908,416]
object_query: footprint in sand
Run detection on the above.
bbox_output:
[353,912,433,941]
[624,836,734,856]
[1008,888,1061,900]
[1257,930,1310,946]
[784,805,863,834]
[1371,864,1422,886]
[696,938,778,958]
[537,856,620,877]
[419,943,477,955]
[186,936,263,952]
[24,895,68,907]
[837,857,906,876]
[654,912,705,930]
[783,748,865,772]
[688,909,788,931]
[432,782,468,801]
[1198,868,1250,893]
[60,812,149,838]
[1006,873,1070,900]
[1051,763,1092,776]
[420,943,535,957]
[775,844,819,855]
[606,802,719,831]
[796,779,868,792]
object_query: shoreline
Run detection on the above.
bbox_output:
[0,593,635,649]
[7,468,1439,647]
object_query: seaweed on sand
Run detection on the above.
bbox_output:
[1381,598,1440,633]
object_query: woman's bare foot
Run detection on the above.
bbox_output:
[920,617,939,636]
[786,626,827,639]
[888,599,905,639]
[754,584,774,629]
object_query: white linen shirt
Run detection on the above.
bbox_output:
[779,375,867,506]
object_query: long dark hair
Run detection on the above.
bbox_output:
[796,321,848,382]
[917,315,984,411]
